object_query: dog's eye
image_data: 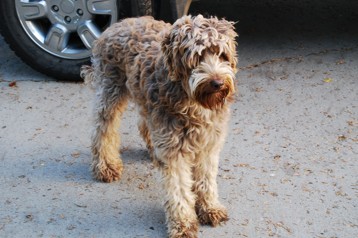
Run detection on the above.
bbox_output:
[198,54,205,63]
[219,54,229,61]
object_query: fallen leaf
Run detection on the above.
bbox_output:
[8,81,17,87]
[25,214,33,221]
[274,155,281,160]
[67,224,76,230]
[323,77,333,83]
[71,151,81,158]
[74,203,87,208]
[138,183,145,189]
[336,59,345,65]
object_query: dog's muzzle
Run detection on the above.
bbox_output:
[191,75,233,109]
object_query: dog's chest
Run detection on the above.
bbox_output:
[183,108,228,149]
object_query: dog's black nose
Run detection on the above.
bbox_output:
[210,79,224,91]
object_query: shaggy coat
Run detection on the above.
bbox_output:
[81,15,237,238]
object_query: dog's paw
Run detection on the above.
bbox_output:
[169,220,199,238]
[92,160,123,183]
[196,205,229,227]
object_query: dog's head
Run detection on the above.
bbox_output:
[162,14,238,109]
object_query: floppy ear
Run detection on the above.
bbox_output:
[161,16,193,81]
[216,18,238,72]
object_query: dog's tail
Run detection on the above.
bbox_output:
[80,65,97,89]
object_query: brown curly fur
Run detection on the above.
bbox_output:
[81,15,237,238]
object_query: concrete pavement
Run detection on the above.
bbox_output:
[1,1,357,237]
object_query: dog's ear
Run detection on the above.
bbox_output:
[162,16,193,81]
[215,18,238,72]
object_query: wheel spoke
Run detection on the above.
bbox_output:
[18,0,48,20]
[77,21,101,49]
[86,0,116,15]
[44,24,70,52]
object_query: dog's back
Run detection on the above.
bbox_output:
[83,17,170,86]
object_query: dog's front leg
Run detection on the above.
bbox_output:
[193,151,229,227]
[159,153,199,238]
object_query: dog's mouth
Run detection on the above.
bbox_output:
[194,81,234,109]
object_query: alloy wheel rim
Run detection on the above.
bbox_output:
[15,0,118,59]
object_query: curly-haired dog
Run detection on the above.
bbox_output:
[81,14,238,238]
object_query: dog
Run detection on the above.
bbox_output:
[81,14,238,238]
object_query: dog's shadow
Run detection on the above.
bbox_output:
[121,146,151,164]
[30,147,152,184]
[88,202,167,237]
[17,147,167,237]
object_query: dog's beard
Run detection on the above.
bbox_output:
[193,79,233,109]
[189,55,235,109]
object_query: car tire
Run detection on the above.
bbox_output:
[131,0,153,16]
[0,0,151,81]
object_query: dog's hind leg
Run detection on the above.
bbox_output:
[138,119,155,161]
[91,76,130,183]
